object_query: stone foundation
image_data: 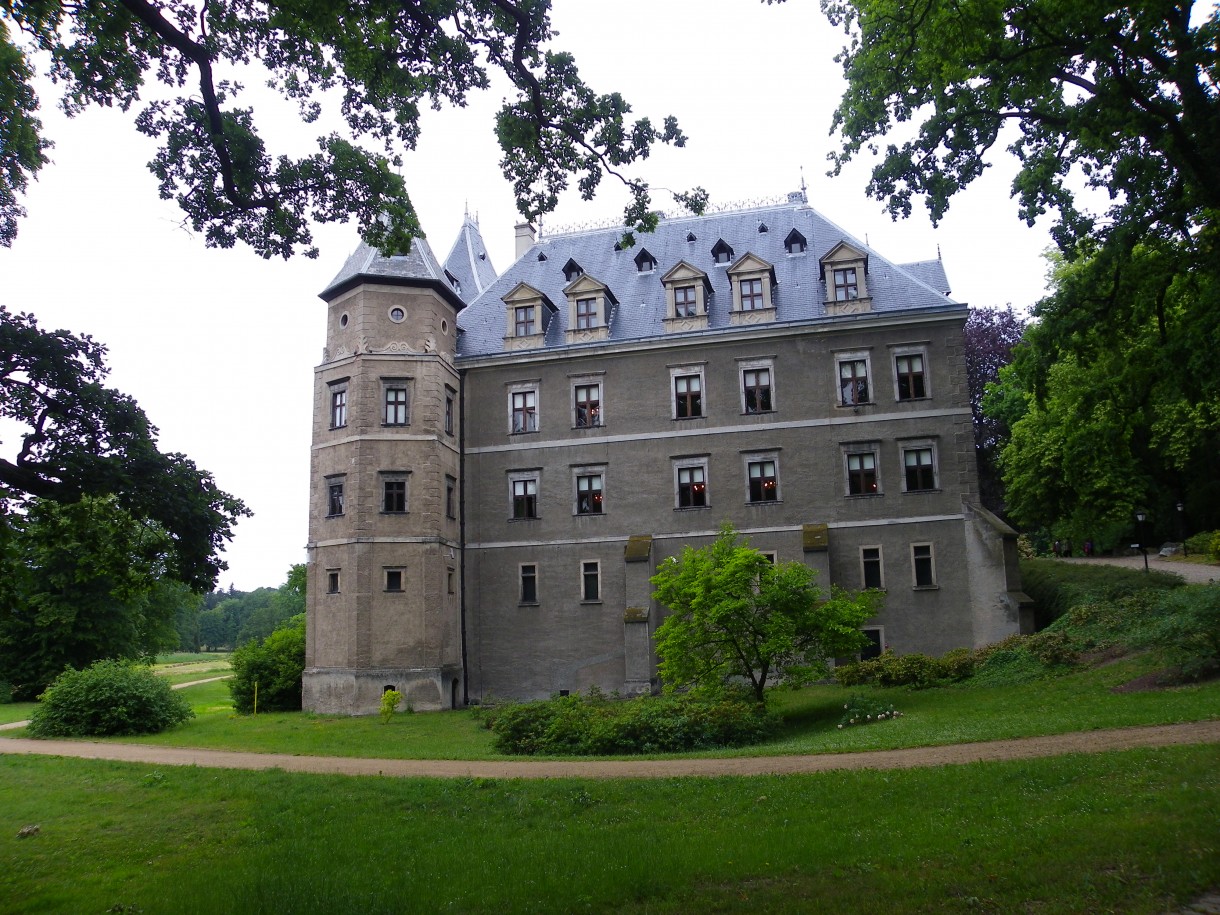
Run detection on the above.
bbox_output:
[303,667,463,715]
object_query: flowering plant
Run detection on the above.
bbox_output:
[837,695,902,729]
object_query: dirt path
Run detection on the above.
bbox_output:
[1,720,1217,780]
[1054,554,1219,583]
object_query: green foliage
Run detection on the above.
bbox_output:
[2,1,696,257]
[1183,530,1215,556]
[1136,586,1220,680]
[833,649,974,690]
[379,690,403,724]
[651,524,880,700]
[484,690,780,756]
[0,306,247,591]
[0,496,201,699]
[228,614,306,714]
[1020,558,1181,628]
[27,659,193,737]
[837,695,902,728]
[0,679,11,703]
[1211,533,1220,563]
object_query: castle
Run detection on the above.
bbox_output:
[303,191,1029,714]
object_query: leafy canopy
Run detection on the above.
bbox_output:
[651,525,879,702]
[0,0,702,256]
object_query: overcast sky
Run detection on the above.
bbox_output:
[0,0,1055,592]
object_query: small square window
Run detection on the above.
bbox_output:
[514,305,536,337]
[327,570,340,594]
[520,564,538,604]
[574,383,601,428]
[834,267,859,301]
[913,543,936,588]
[674,284,698,317]
[581,561,600,602]
[747,459,778,503]
[385,569,404,592]
[575,297,598,329]
[739,277,764,311]
[895,353,927,400]
[576,473,603,515]
[847,452,878,495]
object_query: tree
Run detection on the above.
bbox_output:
[0,496,189,698]
[0,306,247,591]
[1,0,702,257]
[228,612,306,714]
[650,526,880,702]
[984,245,1220,548]
[822,0,1219,257]
[963,305,1028,514]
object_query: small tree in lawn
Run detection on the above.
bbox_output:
[651,525,881,702]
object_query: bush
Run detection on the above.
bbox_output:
[1184,530,1215,556]
[1020,558,1182,628]
[485,690,781,755]
[833,649,975,689]
[0,680,12,704]
[379,689,402,723]
[27,660,193,737]
[1136,585,1220,680]
[228,614,305,714]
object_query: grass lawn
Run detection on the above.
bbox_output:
[17,652,1208,762]
[0,703,36,726]
[2,745,1217,914]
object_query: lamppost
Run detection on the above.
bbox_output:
[1135,510,1149,573]
[1177,501,1187,557]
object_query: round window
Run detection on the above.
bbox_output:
[441,320,448,334]
[389,306,406,323]
[339,313,349,328]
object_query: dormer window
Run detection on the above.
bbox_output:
[686,232,697,243]
[634,248,657,273]
[502,282,556,351]
[562,258,583,282]
[834,267,859,301]
[784,229,807,254]
[537,252,548,262]
[758,223,768,234]
[727,253,777,325]
[661,261,711,332]
[740,278,764,310]
[711,239,734,264]
[674,285,698,317]
[445,270,462,294]
[563,273,614,344]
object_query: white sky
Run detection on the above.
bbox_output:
[0,0,1055,591]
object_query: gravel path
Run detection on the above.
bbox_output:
[2,720,1218,780]
[1054,554,1219,583]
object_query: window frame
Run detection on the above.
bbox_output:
[574,469,605,516]
[444,386,456,435]
[381,472,409,514]
[673,457,710,510]
[833,266,859,301]
[744,453,780,504]
[519,563,539,605]
[739,276,765,311]
[507,383,540,435]
[738,357,775,415]
[325,475,345,517]
[912,542,937,589]
[384,567,405,593]
[326,569,341,594]
[836,351,873,407]
[382,378,411,426]
[844,448,880,496]
[445,475,457,520]
[575,296,598,330]
[892,347,930,401]
[860,545,884,590]
[572,381,602,428]
[508,470,540,520]
[580,559,601,603]
[674,283,698,317]
[513,304,536,337]
[669,364,706,420]
[329,380,349,429]
[901,442,939,492]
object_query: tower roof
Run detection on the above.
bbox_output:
[319,234,465,310]
[441,212,499,305]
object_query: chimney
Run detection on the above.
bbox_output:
[514,222,536,259]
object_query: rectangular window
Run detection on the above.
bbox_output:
[511,390,537,433]
[677,465,707,508]
[385,568,404,592]
[520,564,538,604]
[445,387,455,435]
[743,368,772,413]
[383,478,407,513]
[383,384,409,425]
[575,297,597,329]
[847,452,878,495]
[674,374,702,418]
[445,476,456,519]
[576,473,603,515]
[913,543,936,588]
[740,277,764,310]
[895,354,926,400]
[327,480,345,516]
[904,447,936,491]
[326,570,340,594]
[330,387,348,428]
[748,459,778,503]
[574,383,601,428]
[514,305,535,337]
[512,478,538,519]
[674,284,697,317]
[861,546,883,589]
[581,561,600,602]
[834,267,858,301]
[839,358,870,405]
[447,568,455,595]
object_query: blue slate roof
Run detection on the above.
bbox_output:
[441,212,499,306]
[320,234,458,304]
[456,193,959,358]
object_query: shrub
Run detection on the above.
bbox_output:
[228,614,305,714]
[1211,532,1220,563]
[838,695,902,728]
[832,648,975,689]
[28,660,193,737]
[485,690,780,756]
[379,689,403,723]
[1136,585,1220,680]
[0,680,12,704]
[1184,530,1215,556]
[1020,558,1182,628]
